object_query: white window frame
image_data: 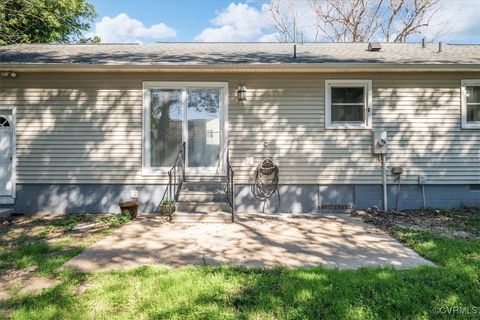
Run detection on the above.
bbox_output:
[461,79,480,129]
[325,79,372,129]
[142,81,229,176]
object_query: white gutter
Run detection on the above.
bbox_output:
[2,63,480,73]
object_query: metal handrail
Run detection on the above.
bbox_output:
[225,140,235,222]
[160,142,186,206]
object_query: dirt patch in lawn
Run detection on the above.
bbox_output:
[0,213,132,301]
[0,267,60,300]
[353,208,480,238]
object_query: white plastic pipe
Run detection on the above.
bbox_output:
[381,154,388,211]
[422,184,426,209]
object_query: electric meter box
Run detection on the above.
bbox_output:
[372,129,388,155]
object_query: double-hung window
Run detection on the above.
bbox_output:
[461,80,480,129]
[325,80,372,129]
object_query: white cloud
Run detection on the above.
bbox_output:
[406,0,480,43]
[195,3,270,42]
[259,32,279,42]
[94,13,176,43]
[435,0,480,42]
[261,0,320,42]
[194,1,320,43]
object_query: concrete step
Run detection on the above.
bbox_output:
[176,201,231,212]
[178,191,227,202]
[182,181,224,192]
[172,211,233,223]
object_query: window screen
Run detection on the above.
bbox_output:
[331,87,365,122]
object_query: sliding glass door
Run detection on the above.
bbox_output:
[186,88,221,170]
[144,82,227,175]
[150,89,183,167]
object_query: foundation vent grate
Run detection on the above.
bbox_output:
[318,204,353,212]
[470,184,480,191]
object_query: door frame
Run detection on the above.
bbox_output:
[0,107,16,204]
[142,81,229,176]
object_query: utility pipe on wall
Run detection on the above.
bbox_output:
[381,154,388,211]
[391,166,404,211]
[372,129,389,211]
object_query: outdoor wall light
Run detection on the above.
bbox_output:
[0,71,16,78]
[237,85,247,101]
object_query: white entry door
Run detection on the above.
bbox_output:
[0,113,13,198]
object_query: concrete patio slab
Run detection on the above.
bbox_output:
[64,214,433,272]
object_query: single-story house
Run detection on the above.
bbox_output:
[0,42,479,216]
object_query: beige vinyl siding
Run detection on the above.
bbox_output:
[1,72,479,185]
[374,80,480,184]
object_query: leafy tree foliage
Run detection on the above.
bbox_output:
[0,0,97,45]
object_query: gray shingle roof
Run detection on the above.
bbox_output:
[1,42,479,66]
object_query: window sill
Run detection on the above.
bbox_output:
[141,167,170,177]
[461,122,480,129]
[325,124,372,130]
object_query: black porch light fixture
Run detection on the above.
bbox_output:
[237,85,247,101]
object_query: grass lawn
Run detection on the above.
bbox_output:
[1,211,479,320]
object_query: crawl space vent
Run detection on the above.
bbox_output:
[470,184,480,191]
[318,204,353,212]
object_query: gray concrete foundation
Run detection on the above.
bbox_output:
[12,183,480,214]
[235,184,318,213]
[15,184,167,214]
[235,183,479,213]
[355,184,480,210]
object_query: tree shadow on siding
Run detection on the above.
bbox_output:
[231,74,377,213]
[3,71,479,214]
[231,73,480,212]
[377,78,480,208]
[3,72,144,213]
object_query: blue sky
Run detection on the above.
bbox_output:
[90,0,239,42]
[88,0,480,43]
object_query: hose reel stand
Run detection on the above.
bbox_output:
[251,158,280,212]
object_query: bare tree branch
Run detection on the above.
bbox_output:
[266,0,443,43]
